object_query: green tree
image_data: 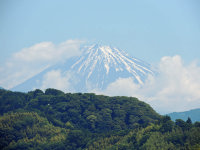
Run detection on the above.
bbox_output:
[186,117,192,124]
[87,115,97,129]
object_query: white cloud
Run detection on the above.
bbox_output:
[150,55,200,114]
[94,55,200,114]
[41,70,72,92]
[0,39,84,89]
[94,77,140,97]
[13,39,84,63]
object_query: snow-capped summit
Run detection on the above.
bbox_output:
[12,44,154,92]
[73,44,153,83]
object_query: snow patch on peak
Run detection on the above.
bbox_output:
[71,44,154,85]
[105,64,109,74]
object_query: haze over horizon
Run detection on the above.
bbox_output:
[1,0,200,114]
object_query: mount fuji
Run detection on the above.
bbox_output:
[12,44,154,92]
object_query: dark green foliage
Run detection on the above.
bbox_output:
[186,117,192,124]
[0,90,26,114]
[159,115,174,133]
[0,88,200,149]
[0,112,68,150]
[45,88,64,96]
[66,130,88,149]
[194,121,200,127]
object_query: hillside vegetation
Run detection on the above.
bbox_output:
[0,88,200,149]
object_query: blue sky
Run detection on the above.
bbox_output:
[1,0,200,64]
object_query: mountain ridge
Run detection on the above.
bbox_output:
[168,108,200,122]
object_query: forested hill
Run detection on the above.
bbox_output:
[0,88,160,132]
[0,89,200,149]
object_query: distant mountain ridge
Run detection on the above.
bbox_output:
[167,108,200,122]
[12,44,154,92]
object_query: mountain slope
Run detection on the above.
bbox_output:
[168,108,200,122]
[12,44,154,92]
